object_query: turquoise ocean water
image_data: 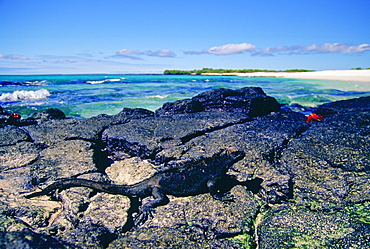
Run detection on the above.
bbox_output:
[1,74,369,118]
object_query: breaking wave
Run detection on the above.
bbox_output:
[86,80,106,84]
[86,78,125,84]
[145,95,169,99]
[0,89,51,101]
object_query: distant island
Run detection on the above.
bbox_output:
[163,68,315,75]
[163,68,370,82]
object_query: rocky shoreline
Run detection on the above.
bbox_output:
[0,87,369,248]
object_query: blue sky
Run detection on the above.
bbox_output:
[0,0,369,74]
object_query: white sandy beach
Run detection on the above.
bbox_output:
[202,70,370,82]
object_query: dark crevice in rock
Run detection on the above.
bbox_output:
[263,124,309,170]
[242,178,264,195]
[100,233,118,249]
[154,117,254,165]
[65,137,93,143]
[92,143,113,174]
[287,178,294,200]
[67,136,113,175]
[262,141,290,171]
[94,130,116,173]
[109,139,161,160]
[115,196,140,234]
[214,230,243,240]
[78,202,90,213]
[17,128,35,143]
[262,143,287,166]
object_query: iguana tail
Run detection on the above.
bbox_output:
[24,178,135,198]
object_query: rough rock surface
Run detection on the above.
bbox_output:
[0,88,369,248]
[155,87,280,116]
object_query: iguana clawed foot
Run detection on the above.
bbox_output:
[134,207,155,227]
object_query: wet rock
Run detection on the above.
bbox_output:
[55,221,116,248]
[31,108,66,123]
[103,112,251,160]
[316,96,370,114]
[0,126,31,146]
[280,97,370,206]
[24,108,152,146]
[156,98,203,115]
[281,125,370,205]
[258,207,370,248]
[108,227,242,249]
[155,87,280,116]
[117,107,155,119]
[0,88,369,248]
[142,185,260,239]
[0,142,42,193]
[0,192,71,248]
[22,119,80,146]
[66,114,129,142]
[0,166,33,193]
[0,229,71,249]
[0,142,40,171]
[0,192,61,230]
[30,140,97,184]
[82,193,130,233]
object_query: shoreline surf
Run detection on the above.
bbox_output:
[1,73,370,118]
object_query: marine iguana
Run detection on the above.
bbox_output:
[25,147,245,226]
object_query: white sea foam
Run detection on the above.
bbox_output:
[106,78,124,82]
[87,78,125,84]
[25,80,48,86]
[145,95,169,99]
[0,89,51,101]
[86,80,106,84]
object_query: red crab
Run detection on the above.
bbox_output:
[306,113,323,123]
[9,113,20,118]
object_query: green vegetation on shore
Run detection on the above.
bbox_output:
[163,68,315,75]
[350,67,370,70]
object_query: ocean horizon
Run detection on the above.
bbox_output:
[1,74,370,118]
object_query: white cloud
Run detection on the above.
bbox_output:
[113,49,143,60]
[253,43,370,56]
[146,49,176,57]
[302,43,370,54]
[116,49,141,55]
[112,48,176,59]
[0,53,29,60]
[186,42,370,57]
[252,46,293,56]
[207,43,257,55]
[185,43,257,55]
